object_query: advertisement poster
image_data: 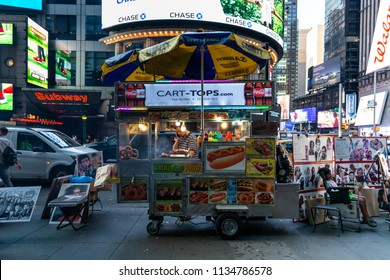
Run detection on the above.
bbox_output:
[188,177,274,205]
[245,138,275,158]
[293,162,330,191]
[204,144,245,173]
[246,158,275,178]
[27,18,49,89]
[0,22,13,45]
[119,178,148,202]
[293,135,334,162]
[0,83,13,111]
[55,50,72,86]
[102,0,284,45]
[155,179,183,213]
[334,137,387,161]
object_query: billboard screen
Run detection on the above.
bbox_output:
[0,83,14,111]
[317,109,339,128]
[290,107,316,123]
[0,23,14,45]
[0,0,42,10]
[27,18,49,89]
[55,50,72,86]
[355,91,388,126]
[312,56,341,90]
[102,0,284,48]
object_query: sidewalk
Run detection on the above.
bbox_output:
[0,186,389,260]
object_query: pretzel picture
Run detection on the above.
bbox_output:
[119,145,139,160]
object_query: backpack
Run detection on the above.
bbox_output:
[2,146,17,166]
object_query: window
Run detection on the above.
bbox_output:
[46,0,76,3]
[46,15,77,40]
[86,16,109,41]
[86,0,101,4]
[17,132,54,153]
[85,51,114,86]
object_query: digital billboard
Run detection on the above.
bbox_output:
[102,0,284,48]
[312,56,341,90]
[27,18,49,89]
[0,0,42,10]
[0,23,14,45]
[317,109,339,128]
[355,91,388,126]
[55,50,72,86]
[0,83,14,111]
[290,107,316,123]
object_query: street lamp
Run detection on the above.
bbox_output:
[82,115,87,144]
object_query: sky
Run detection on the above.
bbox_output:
[297,0,325,29]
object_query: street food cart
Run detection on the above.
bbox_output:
[115,80,299,239]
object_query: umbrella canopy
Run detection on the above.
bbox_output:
[138,31,272,80]
[101,49,163,86]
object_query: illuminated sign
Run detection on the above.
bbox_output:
[317,109,339,128]
[355,91,388,126]
[55,50,72,86]
[0,23,14,45]
[290,107,316,123]
[0,83,14,111]
[312,56,341,90]
[116,81,275,107]
[0,0,42,10]
[102,0,284,48]
[27,18,49,89]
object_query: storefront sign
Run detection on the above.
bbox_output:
[24,90,101,115]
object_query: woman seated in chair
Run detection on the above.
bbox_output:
[319,167,377,227]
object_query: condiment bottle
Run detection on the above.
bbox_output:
[226,131,232,142]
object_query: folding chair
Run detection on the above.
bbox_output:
[312,171,361,236]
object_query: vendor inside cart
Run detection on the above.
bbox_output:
[173,125,198,158]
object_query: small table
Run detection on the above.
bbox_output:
[48,194,88,231]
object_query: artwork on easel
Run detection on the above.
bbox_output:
[49,183,90,224]
[0,186,41,223]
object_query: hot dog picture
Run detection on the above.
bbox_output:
[207,146,245,169]
[209,192,227,203]
[209,179,227,191]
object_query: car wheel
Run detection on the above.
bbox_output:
[49,166,71,181]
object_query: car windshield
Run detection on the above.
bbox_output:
[39,131,81,148]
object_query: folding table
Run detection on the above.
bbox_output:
[48,194,88,230]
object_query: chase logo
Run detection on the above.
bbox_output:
[247,22,252,28]
[140,13,146,20]
[196,13,203,20]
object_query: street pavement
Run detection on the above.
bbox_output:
[0,185,390,260]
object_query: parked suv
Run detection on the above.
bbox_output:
[4,127,98,183]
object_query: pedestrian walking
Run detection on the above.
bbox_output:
[0,126,22,187]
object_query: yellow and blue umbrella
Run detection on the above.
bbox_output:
[138,31,271,80]
[101,49,163,86]
[138,31,272,133]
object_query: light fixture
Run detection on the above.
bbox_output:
[181,122,186,132]
[221,122,228,130]
[216,114,222,122]
[175,120,181,127]
[5,58,14,68]
[138,118,148,131]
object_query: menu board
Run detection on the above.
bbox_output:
[154,179,183,213]
[188,177,274,205]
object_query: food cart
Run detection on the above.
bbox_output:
[115,80,299,239]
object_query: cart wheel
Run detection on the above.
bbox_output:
[147,222,160,235]
[215,213,242,240]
